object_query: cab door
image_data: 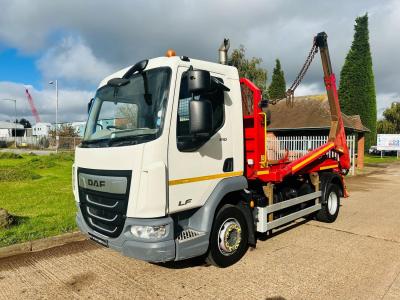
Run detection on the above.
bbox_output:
[167,67,235,213]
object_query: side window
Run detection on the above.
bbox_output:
[176,74,225,150]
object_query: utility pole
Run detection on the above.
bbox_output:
[0,98,17,148]
[49,80,59,153]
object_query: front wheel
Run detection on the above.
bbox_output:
[206,204,249,268]
[316,183,340,223]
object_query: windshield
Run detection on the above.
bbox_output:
[82,67,171,147]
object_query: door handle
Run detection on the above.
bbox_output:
[223,158,234,172]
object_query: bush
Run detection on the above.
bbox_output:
[22,153,73,169]
[0,208,15,229]
[0,152,23,159]
[38,137,50,149]
[25,157,56,169]
[49,152,74,162]
[0,142,14,148]
[0,167,41,181]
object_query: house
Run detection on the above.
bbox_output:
[32,122,52,136]
[71,122,86,137]
[267,94,370,169]
[0,121,25,137]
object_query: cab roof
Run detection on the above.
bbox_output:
[98,56,239,89]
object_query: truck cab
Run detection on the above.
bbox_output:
[74,56,247,265]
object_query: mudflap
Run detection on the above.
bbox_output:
[237,201,256,247]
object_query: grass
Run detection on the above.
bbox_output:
[0,152,76,247]
[364,154,399,164]
[0,151,397,248]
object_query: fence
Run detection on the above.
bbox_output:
[267,135,356,175]
[0,136,82,151]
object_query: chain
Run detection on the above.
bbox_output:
[270,39,319,106]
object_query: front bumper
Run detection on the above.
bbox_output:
[76,210,175,263]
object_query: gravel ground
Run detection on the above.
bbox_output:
[0,163,399,300]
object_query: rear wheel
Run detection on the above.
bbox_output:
[206,204,249,268]
[316,183,340,223]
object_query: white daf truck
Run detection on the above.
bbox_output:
[74,33,349,267]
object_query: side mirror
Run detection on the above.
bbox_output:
[189,100,213,135]
[187,70,211,94]
[88,98,94,114]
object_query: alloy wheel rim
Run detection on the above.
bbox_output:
[327,191,338,215]
[217,218,242,256]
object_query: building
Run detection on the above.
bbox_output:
[32,122,52,136]
[267,94,370,169]
[70,119,116,137]
[70,122,86,137]
[32,121,86,137]
[0,121,25,137]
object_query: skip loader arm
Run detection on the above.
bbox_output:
[275,32,351,179]
[285,33,351,176]
[315,32,351,171]
[243,32,351,183]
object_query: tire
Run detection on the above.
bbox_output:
[315,183,340,223]
[206,204,249,268]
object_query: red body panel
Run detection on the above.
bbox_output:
[240,78,268,179]
[241,73,350,184]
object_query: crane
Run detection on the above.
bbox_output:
[24,88,41,123]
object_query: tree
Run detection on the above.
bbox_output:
[339,14,377,150]
[11,119,31,137]
[229,45,268,98]
[268,59,286,100]
[18,118,31,128]
[49,124,79,138]
[377,102,400,134]
[117,104,138,128]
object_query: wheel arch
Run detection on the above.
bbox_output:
[319,171,344,199]
[215,190,257,247]
[187,176,255,245]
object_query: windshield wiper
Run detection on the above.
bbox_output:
[81,138,110,147]
[107,133,156,146]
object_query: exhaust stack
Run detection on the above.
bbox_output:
[218,38,230,65]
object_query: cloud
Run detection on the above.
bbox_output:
[0,0,399,122]
[0,81,92,123]
[37,36,114,85]
[293,83,324,97]
[377,93,400,119]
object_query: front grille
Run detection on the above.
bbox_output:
[78,168,131,238]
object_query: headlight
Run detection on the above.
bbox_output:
[130,225,168,239]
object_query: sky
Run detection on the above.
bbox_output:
[0,0,398,124]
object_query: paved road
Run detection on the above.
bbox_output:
[1,164,400,299]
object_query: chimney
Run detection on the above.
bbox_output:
[218,38,230,65]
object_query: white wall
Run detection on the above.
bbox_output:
[32,123,51,136]
[0,129,10,138]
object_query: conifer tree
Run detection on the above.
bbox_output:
[268,59,286,100]
[339,14,377,149]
